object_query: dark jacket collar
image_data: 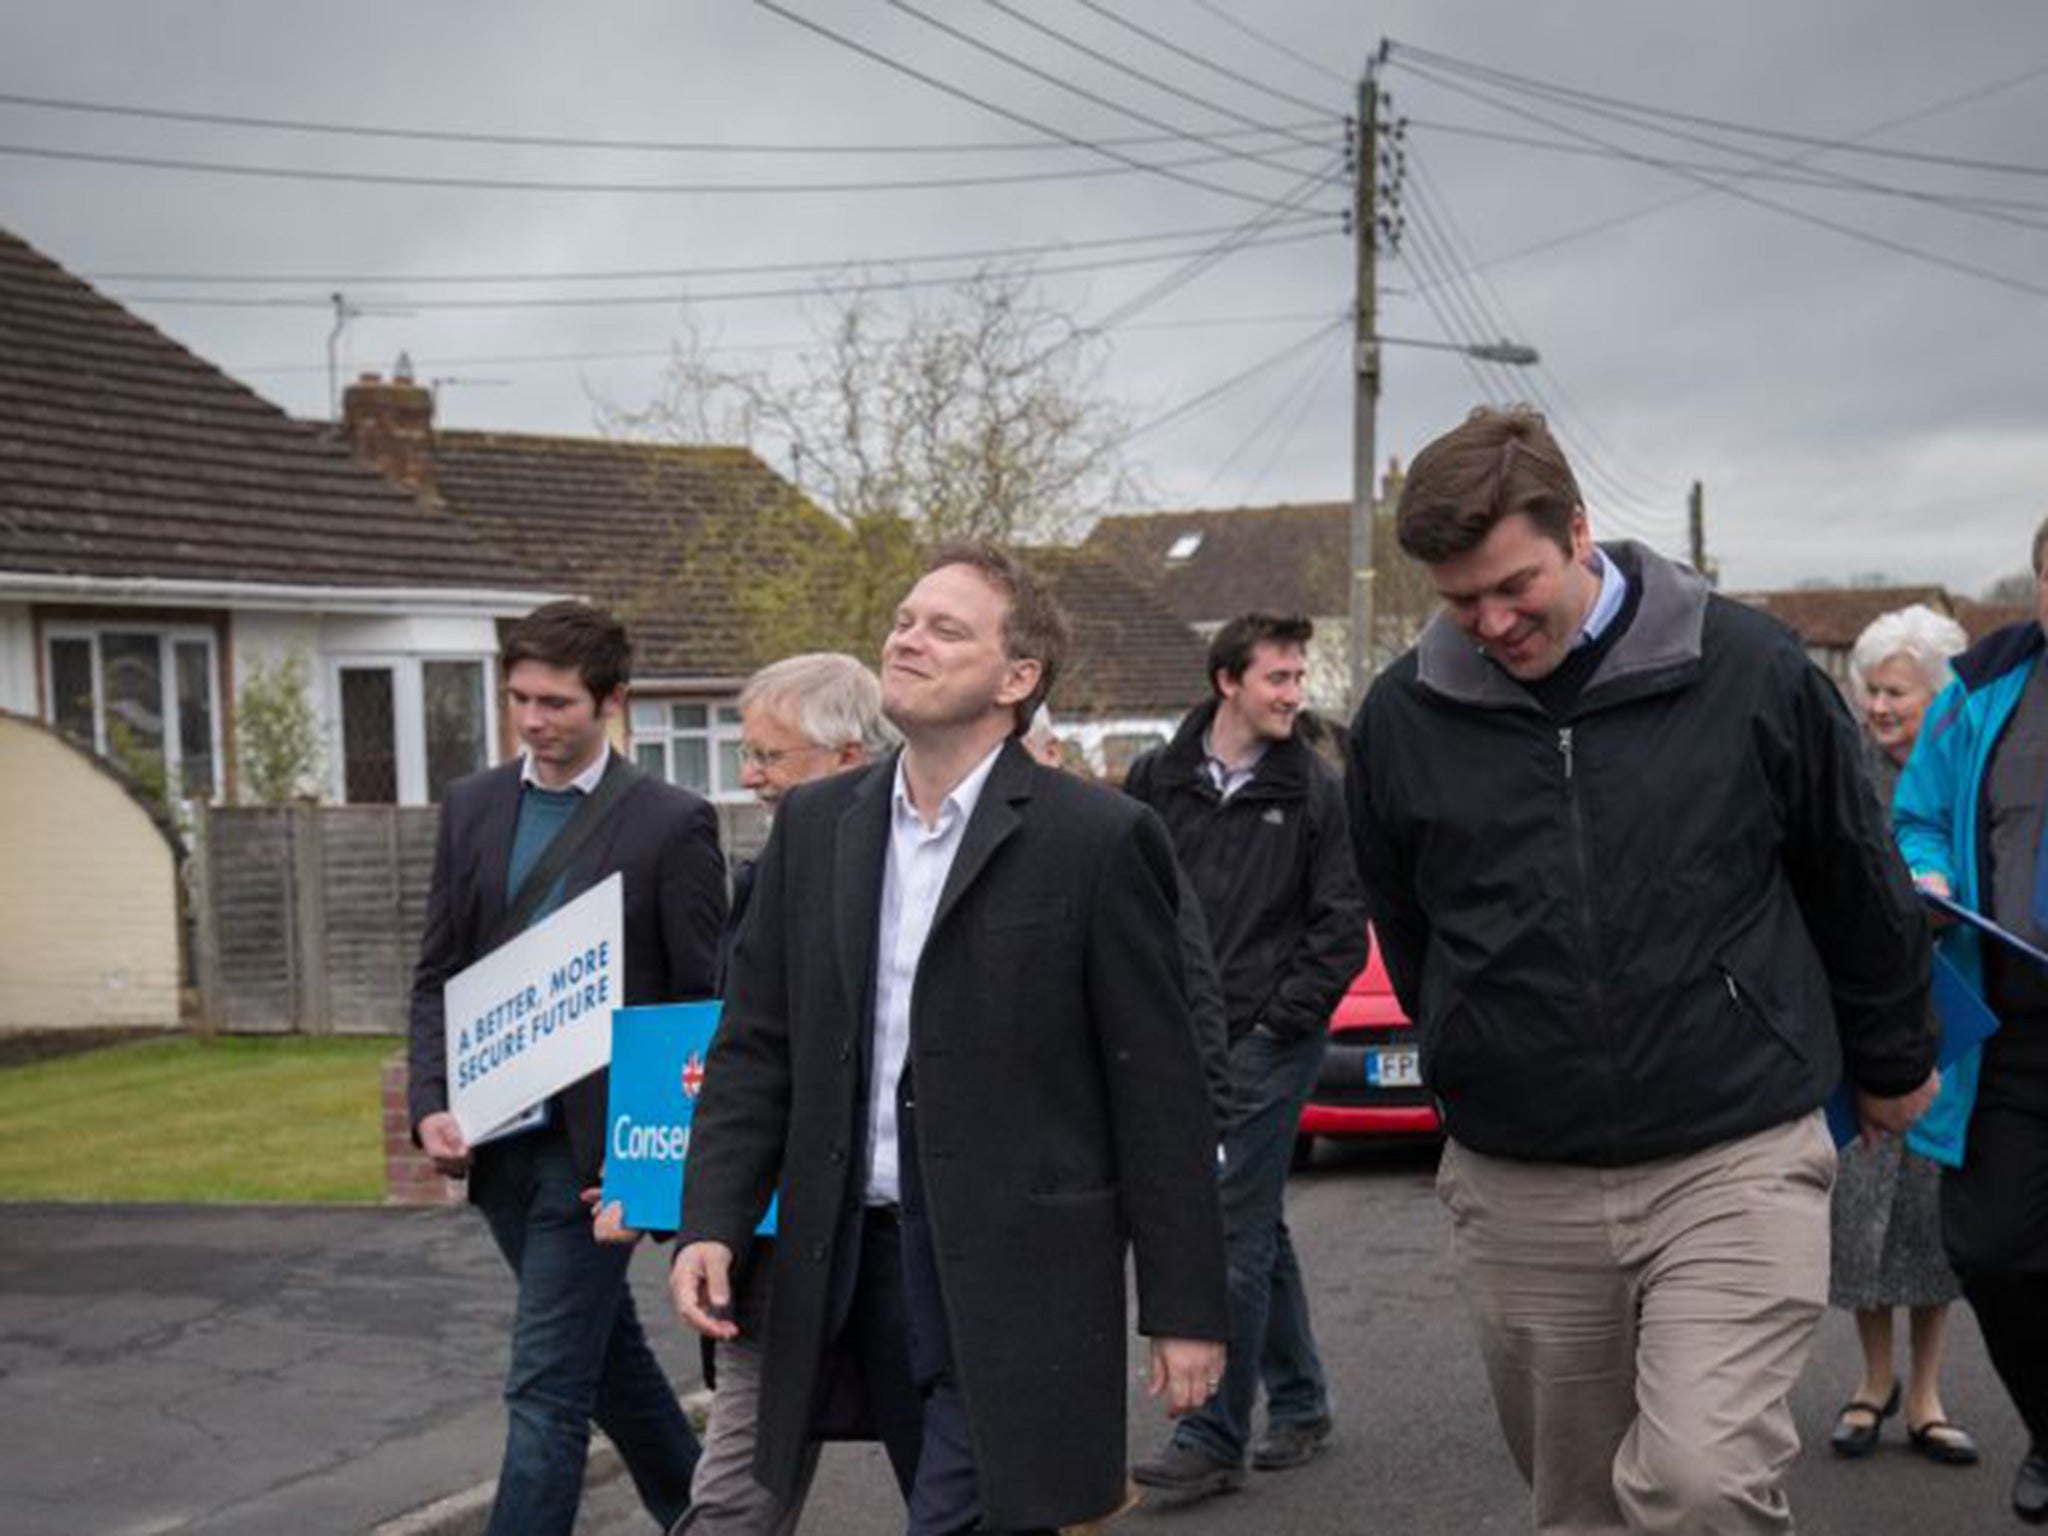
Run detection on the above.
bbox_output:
[1414,540,1707,712]
[1952,618,2045,692]
[1155,697,1313,797]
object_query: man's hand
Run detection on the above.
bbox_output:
[416,1111,471,1177]
[670,1240,740,1340]
[1857,1070,1941,1148]
[1147,1337,1226,1417]
[1915,872,1956,928]
[579,1187,643,1245]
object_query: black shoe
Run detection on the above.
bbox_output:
[1906,1417,1980,1466]
[1829,1382,1901,1459]
[1131,1440,1246,1501]
[1252,1415,1334,1471]
[2015,1447,2048,1524]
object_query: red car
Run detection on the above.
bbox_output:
[1295,931,1441,1164]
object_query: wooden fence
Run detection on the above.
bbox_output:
[190,801,765,1034]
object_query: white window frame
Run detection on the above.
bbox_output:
[41,621,225,805]
[628,695,748,803]
[326,652,498,805]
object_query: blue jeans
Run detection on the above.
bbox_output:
[1174,1028,1331,1464]
[473,1127,699,1536]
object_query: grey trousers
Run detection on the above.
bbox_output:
[1437,1112,1836,1536]
[674,1262,821,1536]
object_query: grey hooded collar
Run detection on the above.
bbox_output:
[1414,541,1710,711]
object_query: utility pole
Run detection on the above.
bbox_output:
[1347,62,1381,711]
[1688,479,1708,578]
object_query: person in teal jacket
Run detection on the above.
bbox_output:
[1892,520,2048,1526]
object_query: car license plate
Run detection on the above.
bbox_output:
[1367,1047,1420,1088]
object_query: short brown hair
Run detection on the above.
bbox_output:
[1396,406,1583,564]
[924,541,1071,736]
[2032,512,2048,577]
[501,601,632,704]
[1208,612,1314,696]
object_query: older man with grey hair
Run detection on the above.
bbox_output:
[677,652,898,1536]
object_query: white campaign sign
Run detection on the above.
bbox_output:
[445,873,623,1143]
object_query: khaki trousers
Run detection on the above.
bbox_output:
[1437,1112,1835,1536]
[678,1261,820,1536]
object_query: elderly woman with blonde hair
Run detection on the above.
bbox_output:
[1829,602,1976,1465]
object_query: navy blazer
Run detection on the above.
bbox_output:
[406,756,728,1186]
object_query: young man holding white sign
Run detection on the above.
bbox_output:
[407,601,727,1536]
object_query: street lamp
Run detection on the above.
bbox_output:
[1348,331,1540,710]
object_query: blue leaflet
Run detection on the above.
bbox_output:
[1825,949,2003,1147]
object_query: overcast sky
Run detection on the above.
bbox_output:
[3,0,2043,593]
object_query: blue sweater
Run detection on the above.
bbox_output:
[506,784,581,926]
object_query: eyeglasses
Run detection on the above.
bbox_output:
[737,743,833,769]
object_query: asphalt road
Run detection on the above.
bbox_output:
[581,1139,2031,1535]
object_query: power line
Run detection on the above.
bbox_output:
[1067,0,1338,119]
[1243,336,1341,500]
[0,86,1325,156]
[110,224,1336,311]
[80,212,1338,287]
[975,0,1333,152]
[1407,117,2048,225]
[1129,317,1346,441]
[1391,57,2048,302]
[1390,44,2048,180]
[228,306,1347,378]
[1395,53,2048,285]
[750,0,1310,211]
[1396,65,2048,235]
[1202,321,1341,496]
[1182,0,1352,89]
[877,0,1314,180]
[1404,150,1688,504]
[1077,155,1344,337]
[1393,214,1681,539]
[0,133,1331,198]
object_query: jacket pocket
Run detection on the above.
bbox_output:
[1716,964,1808,1064]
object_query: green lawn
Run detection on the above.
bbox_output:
[0,1035,397,1203]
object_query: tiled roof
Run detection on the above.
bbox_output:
[0,227,539,592]
[1024,546,1209,718]
[1953,599,2032,643]
[427,432,841,681]
[1083,503,1350,623]
[1731,586,1952,650]
[418,425,1207,704]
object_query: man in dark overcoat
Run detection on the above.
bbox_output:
[671,543,1230,1536]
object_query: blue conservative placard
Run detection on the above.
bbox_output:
[601,1001,778,1236]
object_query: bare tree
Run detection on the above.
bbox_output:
[603,271,1138,658]
[1984,570,2036,606]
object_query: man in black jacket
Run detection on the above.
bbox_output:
[1128,613,1370,1502]
[1347,407,1939,1536]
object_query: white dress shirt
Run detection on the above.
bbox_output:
[520,740,611,794]
[1576,548,1629,648]
[1201,733,1268,802]
[863,739,1005,1205]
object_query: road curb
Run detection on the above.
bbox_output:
[372,1444,624,1536]
[371,1387,713,1536]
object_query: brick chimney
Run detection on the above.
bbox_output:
[342,354,436,496]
